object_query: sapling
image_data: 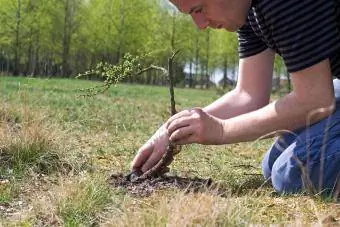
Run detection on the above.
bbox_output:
[78,52,181,180]
[77,53,143,97]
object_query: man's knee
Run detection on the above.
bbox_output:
[262,135,298,183]
[271,155,303,194]
[261,137,290,181]
[261,151,272,181]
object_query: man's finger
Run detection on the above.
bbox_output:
[167,115,192,135]
[141,148,165,173]
[169,125,195,143]
[130,142,153,170]
[173,134,197,145]
[166,109,192,128]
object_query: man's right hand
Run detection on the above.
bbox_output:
[131,125,170,173]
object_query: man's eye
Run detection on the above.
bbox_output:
[189,6,203,14]
[194,8,203,13]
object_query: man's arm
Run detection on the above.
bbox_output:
[203,48,275,119]
[166,49,275,145]
[167,53,335,146]
[220,58,335,144]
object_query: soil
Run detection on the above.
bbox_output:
[108,173,221,197]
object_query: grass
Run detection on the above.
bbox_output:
[0,75,339,226]
[0,105,79,179]
[55,174,113,226]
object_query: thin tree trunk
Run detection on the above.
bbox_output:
[189,59,193,88]
[14,0,21,76]
[116,1,125,64]
[205,30,210,89]
[62,0,72,77]
[33,30,40,76]
[6,53,10,73]
[171,12,176,50]
[276,62,282,95]
[223,56,228,89]
[286,70,291,92]
[233,61,236,83]
[0,49,3,73]
[195,29,199,89]
[200,64,204,89]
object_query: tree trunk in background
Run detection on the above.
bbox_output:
[171,12,176,50]
[0,49,3,73]
[152,69,156,85]
[26,0,35,76]
[146,69,151,84]
[26,25,34,76]
[189,59,193,88]
[276,63,282,95]
[62,0,73,77]
[233,61,236,82]
[195,29,199,88]
[26,39,33,76]
[286,70,291,92]
[223,56,228,89]
[6,53,10,73]
[205,29,210,89]
[116,1,125,65]
[33,33,39,76]
[14,0,21,76]
[200,64,204,89]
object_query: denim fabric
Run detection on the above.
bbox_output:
[262,79,340,195]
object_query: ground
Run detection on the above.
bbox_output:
[0,76,339,226]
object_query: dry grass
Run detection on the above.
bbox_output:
[24,173,112,226]
[100,191,340,226]
[0,105,78,178]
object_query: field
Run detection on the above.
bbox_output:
[0,76,339,226]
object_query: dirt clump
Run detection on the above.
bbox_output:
[108,173,220,197]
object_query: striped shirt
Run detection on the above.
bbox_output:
[238,0,340,79]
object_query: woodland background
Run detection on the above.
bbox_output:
[0,0,287,89]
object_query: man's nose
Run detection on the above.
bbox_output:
[191,12,209,29]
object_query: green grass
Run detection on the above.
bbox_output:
[0,106,78,179]
[0,75,339,226]
[57,175,112,226]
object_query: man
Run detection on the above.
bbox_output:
[132,0,340,194]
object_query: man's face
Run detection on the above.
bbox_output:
[169,0,249,31]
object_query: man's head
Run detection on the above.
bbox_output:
[169,0,252,31]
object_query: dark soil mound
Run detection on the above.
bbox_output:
[108,173,221,197]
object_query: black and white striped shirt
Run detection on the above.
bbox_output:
[238,0,340,79]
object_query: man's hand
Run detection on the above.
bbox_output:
[131,125,170,173]
[166,108,226,145]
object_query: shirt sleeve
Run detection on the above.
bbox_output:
[273,0,340,73]
[237,20,268,59]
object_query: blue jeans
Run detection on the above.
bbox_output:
[262,79,340,195]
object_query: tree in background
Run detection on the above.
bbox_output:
[0,0,269,90]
